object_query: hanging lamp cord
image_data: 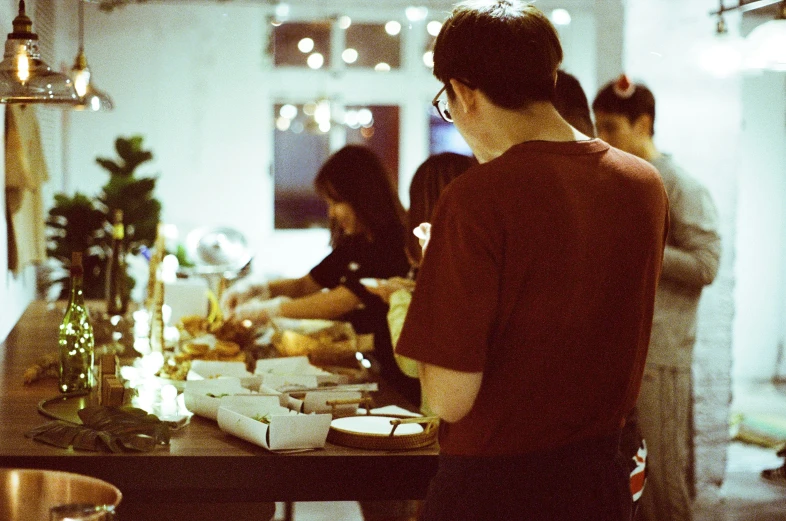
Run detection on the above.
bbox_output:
[78,0,85,52]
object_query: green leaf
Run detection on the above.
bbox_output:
[25,406,172,453]
[96,158,123,176]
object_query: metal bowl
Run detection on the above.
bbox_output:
[184,226,252,275]
[0,468,121,521]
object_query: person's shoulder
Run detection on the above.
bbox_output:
[650,153,706,189]
[435,159,486,196]
[602,145,662,180]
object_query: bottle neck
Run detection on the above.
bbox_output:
[112,223,125,241]
[69,272,85,306]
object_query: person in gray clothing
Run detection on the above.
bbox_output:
[592,75,722,521]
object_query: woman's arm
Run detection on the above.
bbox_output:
[268,274,324,299]
[278,284,362,320]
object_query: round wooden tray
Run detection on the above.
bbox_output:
[327,414,439,451]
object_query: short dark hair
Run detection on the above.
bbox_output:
[592,77,656,135]
[554,70,594,137]
[314,145,406,248]
[433,1,563,109]
[407,152,477,264]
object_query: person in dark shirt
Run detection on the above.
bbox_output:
[222,144,415,402]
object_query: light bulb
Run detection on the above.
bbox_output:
[73,68,90,97]
[15,47,28,83]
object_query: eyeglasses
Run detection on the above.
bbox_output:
[431,85,452,123]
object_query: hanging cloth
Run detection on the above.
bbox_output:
[5,104,49,272]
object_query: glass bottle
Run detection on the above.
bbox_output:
[58,252,95,393]
[105,209,128,315]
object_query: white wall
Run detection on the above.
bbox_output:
[65,4,279,273]
[732,11,786,381]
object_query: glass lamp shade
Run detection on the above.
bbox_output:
[744,18,786,71]
[70,50,113,111]
[697,32,746,77]
[0,2,78,104]
[0,38,78,104]
[76,83,114,112]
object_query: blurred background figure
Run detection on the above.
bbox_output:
[367,152,478,388]
[220,144,416,403]
[593,75,722,521]
[554,70,596,138]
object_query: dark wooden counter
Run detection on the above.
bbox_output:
[0,301,438,509]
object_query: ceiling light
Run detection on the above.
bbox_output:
[423,51,434,68]
[306,53,324,69]
[385,21,402,36]
[298,38,314,53]
[342,48,358,64]
[70,1,113,111]
[0,1,78,105]
[744,4,786,71]
[551,8,572,26]
[279,104,297,119]
[405,7,428,23]
[709,0,786,72]
[696,14,746,77]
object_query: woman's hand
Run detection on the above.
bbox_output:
[364,277,416,304]
[413,222,432,255]
[220,279,270,312]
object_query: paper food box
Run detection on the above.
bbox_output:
[254,356,345,389]
[184,378,253,421]
[217,395,332,451]
[295,390,363,415]
[253,356,360,415]
[187,360,253,380]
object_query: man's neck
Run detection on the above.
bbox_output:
[472,102,584,163]
[634,140,660,163]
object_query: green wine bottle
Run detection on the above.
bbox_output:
[59,252,95,393]
[105,209,129,316]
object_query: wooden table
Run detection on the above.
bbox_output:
[0,301,438,517]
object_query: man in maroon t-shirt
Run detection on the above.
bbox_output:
[395,2,669,520]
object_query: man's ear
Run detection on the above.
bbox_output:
[449,79,476,115]
[633,114,654,137]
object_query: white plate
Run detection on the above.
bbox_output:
[330,415,424,436]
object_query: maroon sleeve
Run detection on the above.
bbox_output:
[396,178,502,373]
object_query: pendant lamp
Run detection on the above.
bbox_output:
[744,2,786,71]
[0,1,78,104]
[70,0,113,111]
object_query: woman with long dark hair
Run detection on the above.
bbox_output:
[222,144,416,403]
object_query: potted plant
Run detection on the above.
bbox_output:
[46,135,161,300]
